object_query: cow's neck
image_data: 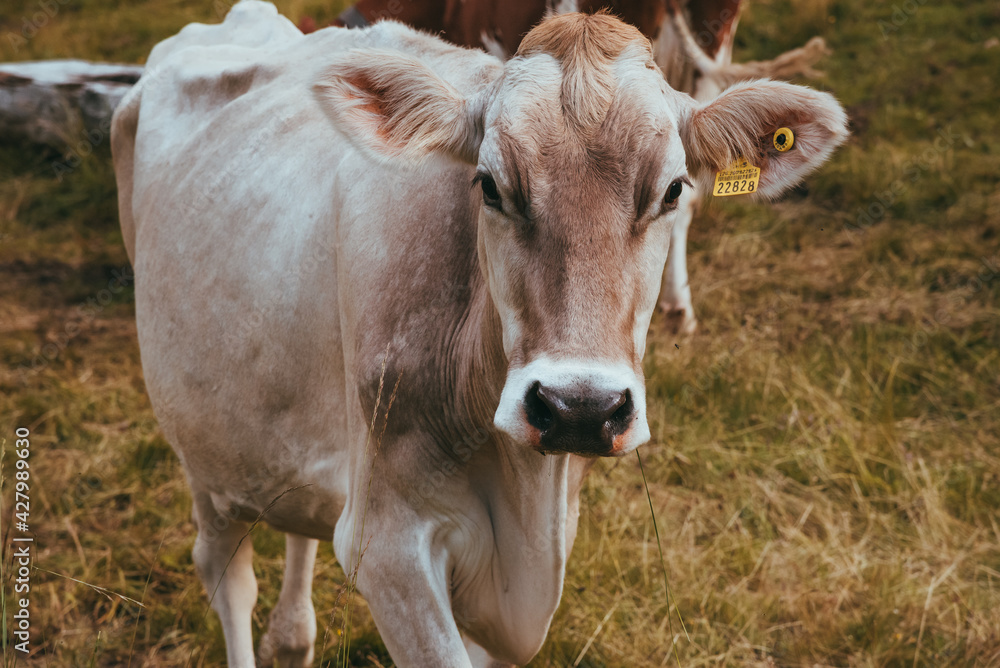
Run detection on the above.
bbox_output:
[449,267,595,642]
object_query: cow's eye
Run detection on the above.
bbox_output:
[665,179,684,206]
[476,172,502,210]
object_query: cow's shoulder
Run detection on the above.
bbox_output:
[146,0,301,72]
[135,3,301,114]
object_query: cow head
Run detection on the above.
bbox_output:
[316,13,847,457]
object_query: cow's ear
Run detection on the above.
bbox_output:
[315,49,496,164]
[681,80,848,199]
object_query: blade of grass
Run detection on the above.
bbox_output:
[33,567,146,608]
[337,345,388,667]
[203,483,314,617]
[186,483,314,666]
[337,343,400,667]
[572,596,621,667]
[127,533,166,668]
[636,447,688,667]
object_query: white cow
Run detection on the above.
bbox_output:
[112,2,847,666]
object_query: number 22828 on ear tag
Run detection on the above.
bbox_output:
[713,157,760,197]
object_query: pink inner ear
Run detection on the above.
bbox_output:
[345,81,385,118]
[341,71,398,146]
[337,66,456,155]
[316,49,490,165]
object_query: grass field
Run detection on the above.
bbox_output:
[1,0,999,665]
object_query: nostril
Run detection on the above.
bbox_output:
[524,381,554,432]
[604,389,633,437]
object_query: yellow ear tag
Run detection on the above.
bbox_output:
[773,127,794,152]
[713,157,760,197]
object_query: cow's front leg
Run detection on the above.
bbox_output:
[658,196,698,335]
[335,494,474,668]
[351,543,474,668]
[191,488,258,668]
[257,534,318,667]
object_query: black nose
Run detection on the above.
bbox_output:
[523,381,635,456]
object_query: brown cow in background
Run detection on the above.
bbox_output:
[321,0,828,102]
[306,0,829,333]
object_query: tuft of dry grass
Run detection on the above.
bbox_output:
[2,0,999,666]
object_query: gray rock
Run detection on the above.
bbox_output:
[0,60,142,151]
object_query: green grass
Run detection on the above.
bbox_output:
[2,0,999,665]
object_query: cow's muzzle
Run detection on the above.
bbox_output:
[523,382,635,456]
[494,358,651,457]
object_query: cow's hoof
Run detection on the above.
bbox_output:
[660,304,697,336]
[256,630,315,668]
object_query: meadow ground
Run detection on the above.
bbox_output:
[1,0,998,665]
